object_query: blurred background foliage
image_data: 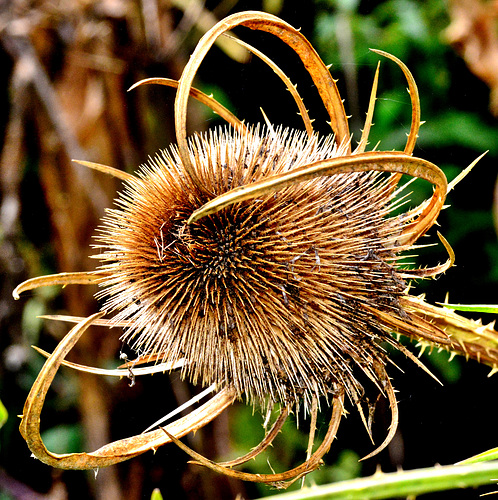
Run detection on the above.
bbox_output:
[0,0,497,498]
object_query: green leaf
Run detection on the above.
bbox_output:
[439,304,498,314]
[0,399,8,429]
[418,111,498,153]
[21,298,46,345]
[458,447,498,465]
[41,424,82,454]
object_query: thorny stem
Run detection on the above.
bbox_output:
[404,295,498,371]
[253,461,498,499]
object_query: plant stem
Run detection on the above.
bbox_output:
[259,461,498,499]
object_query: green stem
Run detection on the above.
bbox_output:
[259,461,498,500]
[439,303,498,313]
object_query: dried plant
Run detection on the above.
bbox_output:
[13,10,498,489]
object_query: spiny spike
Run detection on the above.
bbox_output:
[72,160,135,182]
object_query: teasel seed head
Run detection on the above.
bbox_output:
[14,11,498,485]
[95,125,412,411]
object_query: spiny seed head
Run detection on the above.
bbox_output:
[95,125,410,410]
[15,11,498,482]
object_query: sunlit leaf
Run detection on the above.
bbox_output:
[440,304,498,314]
[458,447,498,465]
[0,399,7,429]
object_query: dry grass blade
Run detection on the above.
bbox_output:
[447,152,488,192]
[407,232,455,277]
[39,314,129,327]
[223,34,314,137]
[360,374,398,461]
[72,160,135,182]
[163,389,344,488]
[355,62,380,154]
[32,346,184,377]
[129,77,246,133]
[216,406,290,467]
[370,49,421,156]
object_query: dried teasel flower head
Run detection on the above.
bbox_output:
[97,126,409,411]
[14,10,498,488]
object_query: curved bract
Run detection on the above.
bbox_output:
[14,9,498,489]
[174,10,349,193]
[187,151,447,250]
[18,313,236,470]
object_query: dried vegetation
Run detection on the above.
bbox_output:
[2,1,498,499]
